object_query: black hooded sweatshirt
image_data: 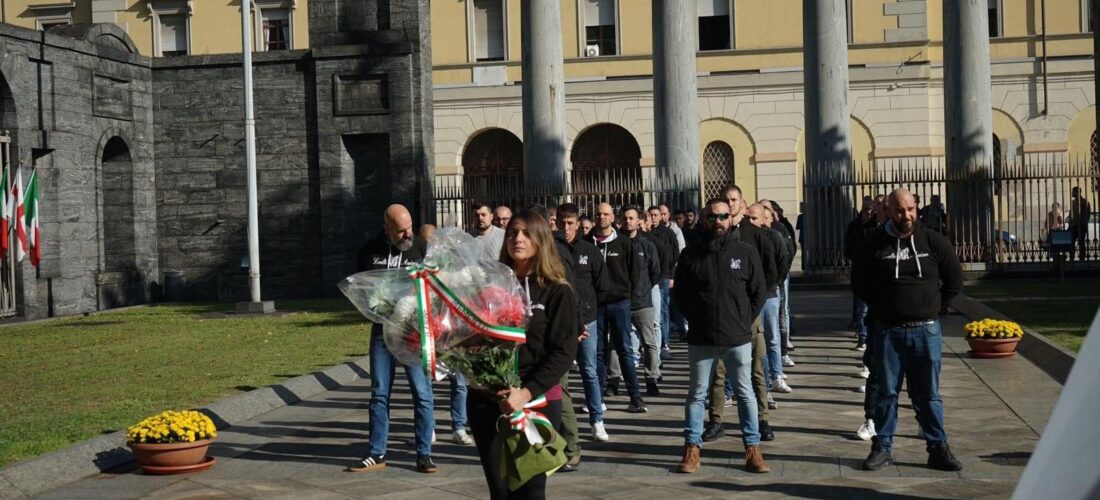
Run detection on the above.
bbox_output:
[587,227,635,305]
[516,276,578,398]
[673,228,766,347]
[356,232,427,272]
[628,230,661,310]
[557,233,608,325]
[850,221,963,325]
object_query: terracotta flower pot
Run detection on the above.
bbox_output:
[967,337,1020,358]
[129,439,212,468]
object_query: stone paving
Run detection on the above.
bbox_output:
[36,289,1062,499]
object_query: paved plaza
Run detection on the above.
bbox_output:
[36,289,1062,499]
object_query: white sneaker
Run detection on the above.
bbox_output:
[856,419,876,441]
[779,373,788,380]
[592,422,609,442]
[859,365,870,379]
[406,430,437,447]
[767,393,778,409]
[772,377,793,393]
[782,355,795,367]
[581,404,588,413]
[452,429,473,445]
[785,341,795,350]
[858,384,866,393]
[581,403,607,414]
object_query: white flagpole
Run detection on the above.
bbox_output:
[241,0,262,304]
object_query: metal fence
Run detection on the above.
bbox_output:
[432,169,700,231]
[802,157,1100,272]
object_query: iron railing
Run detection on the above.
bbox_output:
[432,170,700,231]
[802,157,1100,272]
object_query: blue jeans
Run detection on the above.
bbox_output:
[685,343,759,447]
[853,297,869,343]
[761,294,783,384]
[578,320,604,424]
[368,326,435,457]
[778,275,790,349]
[597,299,641,398]
[870,320,948,452]
[450,373,467,431]
[658,279,671,349]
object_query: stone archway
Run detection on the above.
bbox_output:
[99,136,142,309]
[570,123,643,212]
[461,128,524,201]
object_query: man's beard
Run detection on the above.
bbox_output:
[393,238,414,251]
[895,219,914,234]
[706,227,726,251]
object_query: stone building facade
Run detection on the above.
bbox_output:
[0,0,433,319]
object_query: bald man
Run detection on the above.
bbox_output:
[746,204,793,397]
[587,202,647,413]
[350,204,439,474]
[851,189,963,472]
[493,205,513,229]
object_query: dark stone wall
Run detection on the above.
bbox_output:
[151,52,320,301]
[0,23,157,319]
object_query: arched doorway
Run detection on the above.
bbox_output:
[461,128,523,202]
[99,136,142,308]
[570,124,642,212]
[702,140,734,202]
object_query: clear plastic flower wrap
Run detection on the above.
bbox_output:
[339,228,530,390]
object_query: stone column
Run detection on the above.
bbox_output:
[802,0,851,269]
[943,0,993,258]
[652,0,699,201]
[520,0,566,191]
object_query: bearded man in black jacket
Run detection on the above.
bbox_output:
[851,188,964,473]
[673,199,770,474]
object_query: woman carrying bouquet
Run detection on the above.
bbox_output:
[468,209,578,500]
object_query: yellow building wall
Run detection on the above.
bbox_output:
[2,0,311,56]
[736,2,803,49]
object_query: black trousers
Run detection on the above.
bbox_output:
[468,392,563,500]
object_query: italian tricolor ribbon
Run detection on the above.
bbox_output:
[508,395,551,445]
[406,262,529,377]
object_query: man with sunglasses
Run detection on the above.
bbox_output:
[674,199,769,474]
[701,185,780,444]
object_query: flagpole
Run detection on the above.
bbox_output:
[238,0,271,313]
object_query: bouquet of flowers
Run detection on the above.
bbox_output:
[338,228,529,388]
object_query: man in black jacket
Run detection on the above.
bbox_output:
[851,188,964,473]
[845,197,878,351]
[748,203,793,395]
[673,199,770,474]
[647,206,679,360]
[588,202,647,413]
[703,185,780,443]
[623,206,663,395]
[348,204,438,474]
[557,203,611,446]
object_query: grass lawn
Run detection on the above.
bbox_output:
[966,280,1100,353]
[0,299,370,468]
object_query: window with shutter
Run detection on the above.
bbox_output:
[584,0,617,56]
[160,14,187,56]
[474,0,505,62]
[698,0,731,51]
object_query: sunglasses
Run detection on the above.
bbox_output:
[705,213,731,222]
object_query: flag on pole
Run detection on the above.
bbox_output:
[0,164,8,257]
[23,169,39,267]
[13,168,25,263]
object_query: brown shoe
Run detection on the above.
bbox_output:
[678,444,701,473]
[745,445,771,473]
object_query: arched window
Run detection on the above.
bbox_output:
[702,141,734,202]
[570,124,643,211]
[1090,129,1099,170]
[461,128,523,200]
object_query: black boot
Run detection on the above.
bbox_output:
[701,421,725,442]
[604,378,620,397]
[759,420,775,441]
[646,379,660,396]
[927,443,963,471]
[862,438,894,471]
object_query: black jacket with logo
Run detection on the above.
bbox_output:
[673,229,766,347]
[356,232,427,272]
[629,232,661,310]
[517,277,578,398]
[558,233,608,325]
[587,228,635,304]
[648,225,679,280]
[850,222,963,325]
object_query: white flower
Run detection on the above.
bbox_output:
[391,295,419,325]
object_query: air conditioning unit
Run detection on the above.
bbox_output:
[585,44,600,57]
